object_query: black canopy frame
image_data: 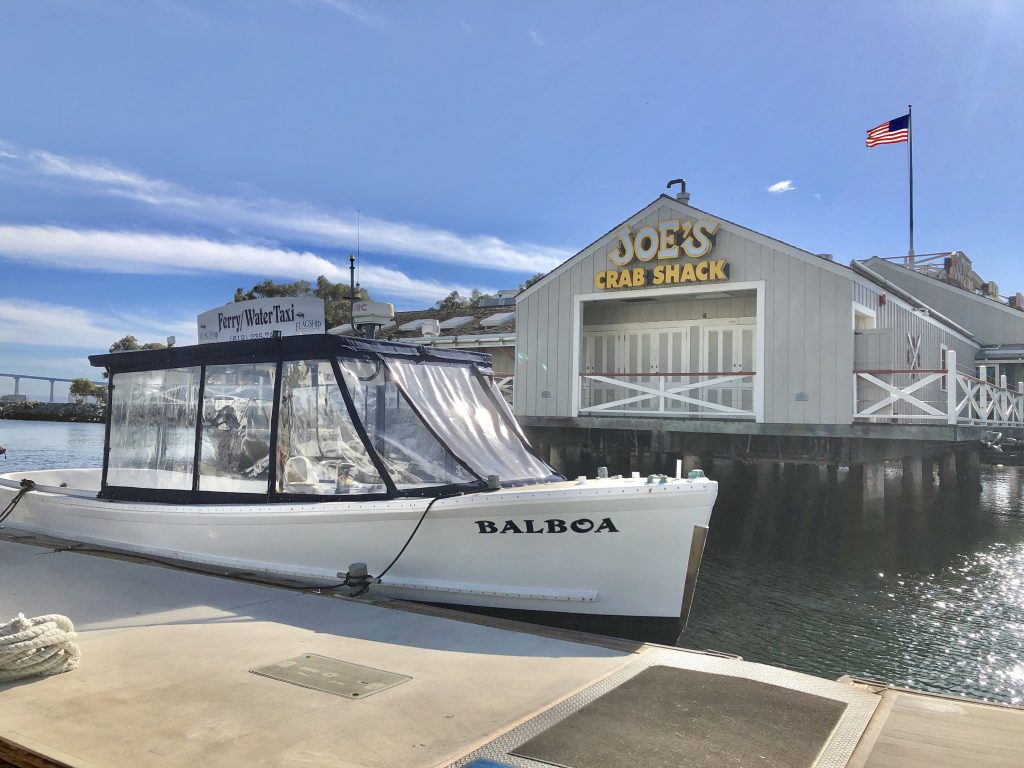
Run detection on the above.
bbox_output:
[91,335,558,504]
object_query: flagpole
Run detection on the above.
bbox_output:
[908,104,914,266]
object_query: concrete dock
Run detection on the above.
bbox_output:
[1,535,1022,767]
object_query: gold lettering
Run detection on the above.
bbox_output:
[606,270,619,288]
[633,268,646,286]
[684,219,720,259]
[634,227,659,262]
[672,221,693,248]
[659,220,680,260]
[608,226,634,267]
[595,271,607,289]
[618,269,632,287]
[696,260,710,280]
[681,262,696,282]
[652,265,665,285]
[664,263,680,283]
[709,260,727,280]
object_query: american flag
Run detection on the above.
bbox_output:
[866,114,910,147]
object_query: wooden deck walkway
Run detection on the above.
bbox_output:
[1,535,1021,767]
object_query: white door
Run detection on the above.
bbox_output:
[581,331,619,409]
[702,323,755,413]
[582,327,692,413]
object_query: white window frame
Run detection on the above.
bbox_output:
[852,302,877,331]
[940,343,948,391]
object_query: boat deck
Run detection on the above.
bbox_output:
[1,535,1022,768]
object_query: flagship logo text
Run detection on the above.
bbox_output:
[475,518,620,534]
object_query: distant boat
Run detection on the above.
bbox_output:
[0,334,716,639]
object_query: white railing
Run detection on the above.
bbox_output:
[493,375,514,405]
[956,371,1024,425]
[854,349,1024,427]
[579,371,756,419]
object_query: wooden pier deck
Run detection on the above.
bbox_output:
[1,536,1021,767]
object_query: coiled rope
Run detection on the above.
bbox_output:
[0,613,81,682]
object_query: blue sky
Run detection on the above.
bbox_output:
[1,0,1022,397]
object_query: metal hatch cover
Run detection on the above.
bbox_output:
[251,654,411,699]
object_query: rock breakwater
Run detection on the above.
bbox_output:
[0,402,104,423]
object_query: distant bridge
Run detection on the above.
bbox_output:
[0,373,107,403]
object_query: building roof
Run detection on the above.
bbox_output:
[978,344,1024,362]
[89,333,491,371]
[516,193,855,302]
[330,304,517,343]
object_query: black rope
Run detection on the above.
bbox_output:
[296,493,455,595]
[374,493,457,584]
[0,479,36,526]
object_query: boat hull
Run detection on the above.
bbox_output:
[0,469,715,627]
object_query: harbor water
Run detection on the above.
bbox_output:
[2,419,1022,706]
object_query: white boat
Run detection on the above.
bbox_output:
[0,335,716,640]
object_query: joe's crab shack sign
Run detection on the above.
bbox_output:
[595,218,728,290]
[197,297,325,344]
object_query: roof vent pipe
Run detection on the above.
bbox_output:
[667,178,690,204]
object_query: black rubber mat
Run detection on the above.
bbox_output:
[511,666,846,768]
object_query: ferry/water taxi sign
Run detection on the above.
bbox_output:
[197,297,326,344]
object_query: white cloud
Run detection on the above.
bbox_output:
[528,30,545,47]
[813,193,822,201]
[767,180,795,194]
[25,149,569,274]
[0,298,193,350]
[300,0,385,29]
[0,226,482,302]
[30,150,174,197]
[0,150,16,160]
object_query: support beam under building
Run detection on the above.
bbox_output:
[901,456,924,495]
[861,462,885,530]
[958,448,982,492]
[939,453,957,486]
[683,454,700,476]
[549,444,565,475]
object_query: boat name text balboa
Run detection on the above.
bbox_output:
[475,518,620,534]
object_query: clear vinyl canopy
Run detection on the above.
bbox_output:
[93,335,557,502]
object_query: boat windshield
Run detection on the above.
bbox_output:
[384,359,553,483]
[107,368,201,490]
[100,342,556,501]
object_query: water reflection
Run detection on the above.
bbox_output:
[683,460,1024,705]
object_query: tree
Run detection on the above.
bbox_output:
[108,335,165,353]
[468,288,494,307]
[518,273,545,291]
[233,276,368,329]
[69,378,95,403]
[435,291,466,313]
[108,335,140,352]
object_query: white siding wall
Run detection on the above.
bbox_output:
[515,197,857,424]
[852,280,979,417]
